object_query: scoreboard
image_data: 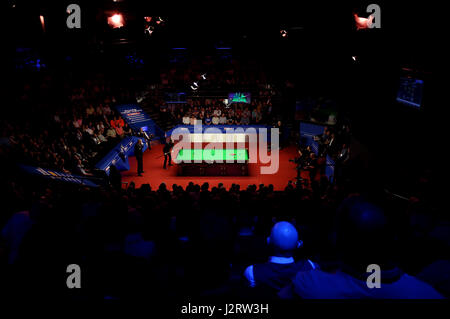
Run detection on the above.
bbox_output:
[396,77,424,109]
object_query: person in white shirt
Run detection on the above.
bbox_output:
[98,130,108,143]
[106,126,117,139]
[84,125,94,136]
[182,115,190,125]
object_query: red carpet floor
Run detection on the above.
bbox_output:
[121,144,300,190]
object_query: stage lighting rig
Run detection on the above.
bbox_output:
[144,16,166,37]
[144,25,154,35]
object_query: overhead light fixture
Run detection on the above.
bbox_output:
[353,13,374,30]
[108,13,124,28]
[144,25,154,35]
[40,15,45,32]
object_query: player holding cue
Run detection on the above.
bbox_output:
[163,138,174,169]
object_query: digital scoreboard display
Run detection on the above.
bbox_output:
[396,77,424,109]
[228,92,251,104]
[165,92,186,103]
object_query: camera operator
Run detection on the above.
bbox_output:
[290,146,313,188]
[313,126,331,156]
[303,152,318,181]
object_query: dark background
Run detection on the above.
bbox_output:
[8,0,445,192]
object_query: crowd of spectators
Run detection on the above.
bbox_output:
[2,55,447,302]
[168,98,272,126]
[142,56,281,129]
[1,167,448,300]
[3,75,135,176]
[159,56,271,91]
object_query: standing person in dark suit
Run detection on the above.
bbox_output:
[163,139,174,169]
[137,128,152,150]
[134,139,144,176]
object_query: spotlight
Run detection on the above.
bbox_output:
[193,82,199,88]
[111,14,121,24]
[190,85,198,91]
[353,13,373,30]
[201,73,207,80]
[108,13,124,28]
[144,25,154,35]
[280,30,288,38]
[40,15,46,32]
[352,56,357,61]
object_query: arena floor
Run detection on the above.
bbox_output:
[121,144,302,190]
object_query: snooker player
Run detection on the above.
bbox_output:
[163,139,174,169]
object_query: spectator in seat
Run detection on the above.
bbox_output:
[98,129,108,143]
[243,221,318,293]
[123,123,132,136]
[106,125,117,139]
[212,114,220,125]
[74,157,93,176]
[73,116,82,129]
[280,197,443,299]
[219,113,227,125]
[204,114,212,125]
[182,114,190,125]
[116,116,125,128]
[240,114,250,125]
[102,104,112,116]
[115,124,124,137]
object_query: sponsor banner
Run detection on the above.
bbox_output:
[95,136,148,175]
[20,165,99,187]
[115,104,155,134]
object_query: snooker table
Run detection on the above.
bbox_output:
[175,148,249,176]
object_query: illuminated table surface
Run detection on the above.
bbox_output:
[176,149,249,162]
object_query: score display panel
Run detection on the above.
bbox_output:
[396,77,424,109]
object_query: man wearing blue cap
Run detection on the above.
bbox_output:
[243,221,318,293]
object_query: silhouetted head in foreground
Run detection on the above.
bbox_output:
[268,221,301,257]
